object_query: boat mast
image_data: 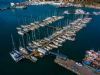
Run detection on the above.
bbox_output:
[66,18,68,26]
[22,35,25,48]
[39,16,41,21]
[38,29,40,39]
[67,18,69,25]
[47,27,49,37]
[24,17,27,26]
[11,34,16,50]
[26,33,29,44]
[81,14,84,19]
[72,14,74,21]
[31,30,34,41]
[57,22,59,28]
[59,21,61,28]
[28,33,31,43]
[74,14,76,20]
[64,19,67,26]
[51,10,53,16]
[31,16,36,41]
[19,38,22,47]
[34,30,36,41]
[29,15,32,24]
[54,9,56,16]
[57,50,60,55]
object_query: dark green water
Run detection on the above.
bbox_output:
[0,0,100,75]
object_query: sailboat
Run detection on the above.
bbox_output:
[9,34,23,62]
[10,2,27,9]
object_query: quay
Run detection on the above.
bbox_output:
[54,56,99,75]
[17,16,64,35]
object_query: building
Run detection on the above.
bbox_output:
[94,0,100,3]
[28,0,99,3]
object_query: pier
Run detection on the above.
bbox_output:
[55,57,99,75]
[17,16,64,35]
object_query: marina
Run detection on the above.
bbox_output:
[10,16,92,63]
[0,0,100,74]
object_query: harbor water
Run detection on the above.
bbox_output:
[0,0,100,75]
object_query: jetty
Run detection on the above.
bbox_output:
[55,56,99,75]
[17,16,64,35]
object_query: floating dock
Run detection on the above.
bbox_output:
[17,16,64,35]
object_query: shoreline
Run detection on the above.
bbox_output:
[85,5,100,10]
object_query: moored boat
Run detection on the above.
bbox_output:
[83,50,100,74]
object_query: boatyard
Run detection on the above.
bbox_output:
[0,0,100,75]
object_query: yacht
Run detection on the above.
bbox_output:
[63,10,70,14]
[18,30,24,35]
[30,56,38,62]
[32,41,41,46]
[60,35,67,39]
[75,9,85,15]
[57,37,65,42]
[37,48,47,55]
[16,27,21,30]
[52,41,62,47]
[10,2,27,9]
[45,46,52,50]
[19,47,28,55]
[10,34,23,62]
[43,47,49,51]
[26,46,34,52]
[93,12,100,15]
[49,44,58,48]
[10,50,23,62]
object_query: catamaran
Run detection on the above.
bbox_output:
[9,34,23,62]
